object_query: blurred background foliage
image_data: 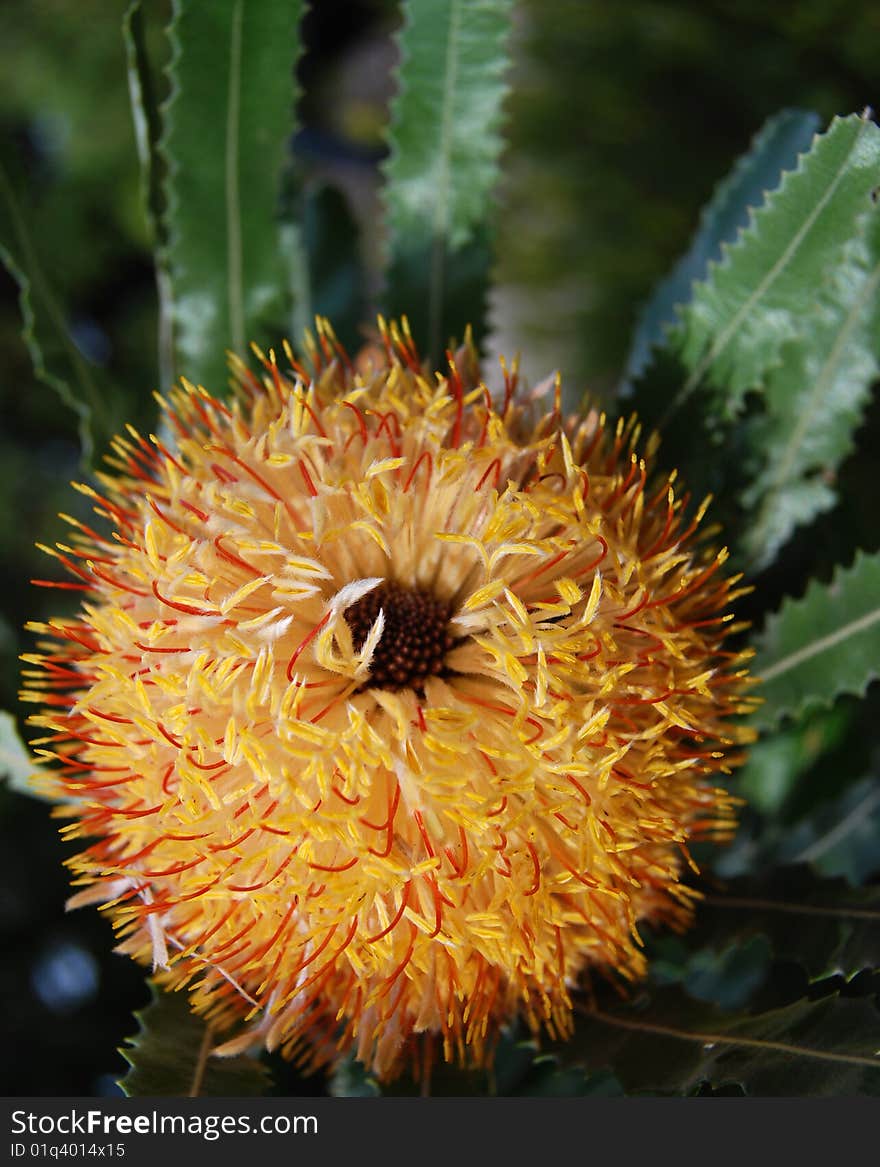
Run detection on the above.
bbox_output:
[1,0,879,1096]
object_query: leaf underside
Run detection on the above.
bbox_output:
[159,0,304,394]
[381,0,515,362]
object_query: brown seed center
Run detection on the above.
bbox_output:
[344,580,456,691]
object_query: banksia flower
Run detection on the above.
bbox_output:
[23,319,754,1082]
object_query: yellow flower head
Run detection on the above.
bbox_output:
[23,319,754,1082]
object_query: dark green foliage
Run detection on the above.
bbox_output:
[558,987,880,1096]
[739,207,880,570]
[302,183,368,354]
[0,163,112,462]
[328,1053,381,1098]
[159,0,305,393]
[381,0,514,361]
[621,108,821,394]
[752,549,880,729]
[330,1031,623,1097]
[124,2,168,256]
[118,983,270,1097]
[3,0,880,1100]
[123,1,174,389]
[671,113,880,421]
[692,867,880,982]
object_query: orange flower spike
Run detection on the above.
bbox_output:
[23,319,756,1081]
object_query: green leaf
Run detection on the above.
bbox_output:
[696,867,880,981]
[735,704,852,816]
[621,109,821,394]
[751,549,880,729]
[647,932,772,1011]
[381,0,515,361]
[328,1053,381,1098]
[499,1052,623,1096]
[792,777,880,886]
[160,0,304,393]
[302,184,367,355]
[486,1027,623,1096]
[124,2,167,249]
[330,1036,620,1097]
[118,982,270,1097]
[717,769,880,888]
[124,0,174,390]
[741,208,880,570]
[668,111,880,423]
[0,162,108,462]
[561,987,880,1096]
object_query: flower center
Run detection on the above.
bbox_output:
[344,580,456,691]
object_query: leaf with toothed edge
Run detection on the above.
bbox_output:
[751,549,880,730]
[740,205,880,572]
[160,0,306,395]
[620,108,821,395]
[667,112,880,425]
[0,162,116,464]
[118,982,270,1097]
[381,0,515,364]
[689,866,880,982]
[124,0,175,391]
[555,986,880,1096]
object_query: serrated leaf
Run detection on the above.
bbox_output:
[695,867,880,981]
[741,207,880,570]
[124,0,173,390]
[160,0,304,393]
[125,2,166,249]
[621,109,821,394]
[0,163,109,463]
[668,112,880,422]
[381,0,514,361]
[561,987,880,1096]
[118,982,270,1097]
[751,549,880,729]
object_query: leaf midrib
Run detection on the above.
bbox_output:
[759,603,880,683]
[749,250,880,558]
[703,892,880,921]
[669,116,870,419]
[590,1007,880,1071]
